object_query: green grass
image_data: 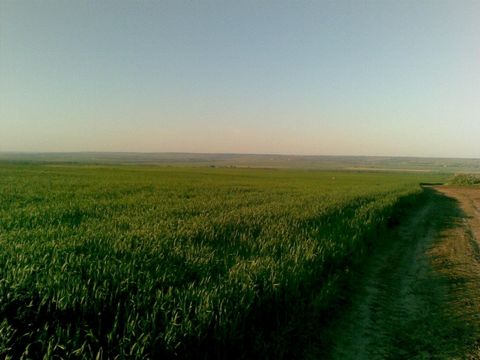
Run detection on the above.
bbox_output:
[448,173,480,186]
[0,164,444,358]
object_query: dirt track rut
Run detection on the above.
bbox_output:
[328,186,480,359]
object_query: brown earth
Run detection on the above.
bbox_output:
[432,186,480,359]
[323,186,480,359]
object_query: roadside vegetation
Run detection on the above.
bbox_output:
[449,173,480,186]
[0,164,444,358]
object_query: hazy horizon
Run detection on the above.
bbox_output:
[1,150,480,161]
[1,1,479,158]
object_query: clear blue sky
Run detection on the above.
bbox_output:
[1,1,479,157]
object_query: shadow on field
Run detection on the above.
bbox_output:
[3,187,479,359]
[425,187,480,358]
[310,187,480,359]
[381,188,478,359]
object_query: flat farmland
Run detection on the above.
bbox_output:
[0,165,445,358]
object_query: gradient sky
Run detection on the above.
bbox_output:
[1,1,479,157]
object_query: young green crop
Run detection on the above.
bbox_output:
[0,164,443,358]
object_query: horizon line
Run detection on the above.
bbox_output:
[0,150,479,161]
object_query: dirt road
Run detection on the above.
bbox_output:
[328,186,480,359]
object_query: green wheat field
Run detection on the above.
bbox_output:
[0,164,445,358]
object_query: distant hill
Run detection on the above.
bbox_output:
[1,152,479,173]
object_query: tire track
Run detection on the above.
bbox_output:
[327,187,480,359]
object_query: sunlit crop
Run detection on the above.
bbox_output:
[0,165,437,358]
